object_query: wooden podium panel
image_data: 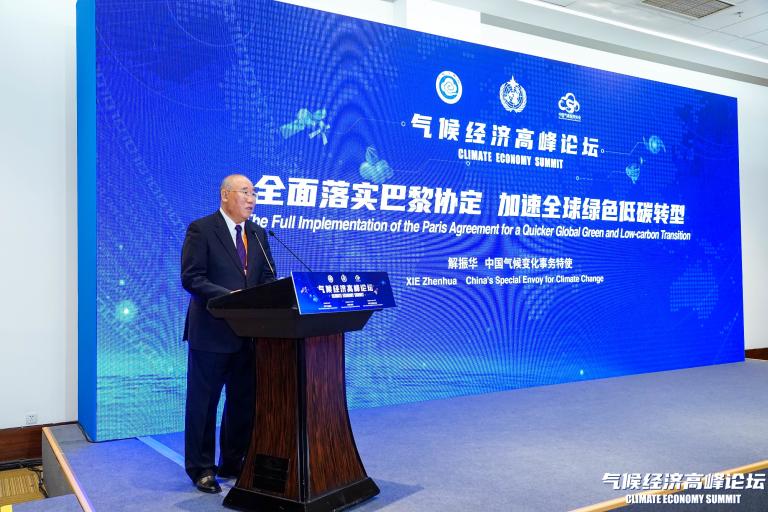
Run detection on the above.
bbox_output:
[211,278,381,512]
[304,335,365,496]
[224,334,378,511]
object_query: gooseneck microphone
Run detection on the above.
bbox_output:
[250,227,276,277]
[268,230,313,272]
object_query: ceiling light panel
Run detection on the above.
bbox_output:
[642,0,734,18]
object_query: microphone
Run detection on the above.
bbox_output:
[250,227,276,278]
[268,230,313,272]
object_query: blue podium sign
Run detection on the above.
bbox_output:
[291,272,396,315]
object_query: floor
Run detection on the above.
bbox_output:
[32,360,768,511]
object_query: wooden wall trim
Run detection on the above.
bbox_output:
[0,422,76,464]
[746,348,768,361]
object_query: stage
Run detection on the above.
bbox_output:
[35,360,768,511]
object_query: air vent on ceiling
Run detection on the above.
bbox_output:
[641,0,733,19]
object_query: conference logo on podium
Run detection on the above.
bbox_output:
[499,76,527,113]
[558,92,581,122]
[435,71,462,104]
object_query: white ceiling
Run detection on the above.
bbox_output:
[437,0,768,83]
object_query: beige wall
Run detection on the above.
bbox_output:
[0,0,78,429]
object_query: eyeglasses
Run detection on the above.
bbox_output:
[231,188,257,198]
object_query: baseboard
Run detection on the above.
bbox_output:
[0,422,76,464]
[746,348,768,361]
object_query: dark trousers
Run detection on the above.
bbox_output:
[184,343,254,482]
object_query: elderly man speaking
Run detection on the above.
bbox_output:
[181,174,276,493]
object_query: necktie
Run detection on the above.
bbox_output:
[235,225,247,271]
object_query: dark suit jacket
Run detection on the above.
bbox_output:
[181,211,276,353]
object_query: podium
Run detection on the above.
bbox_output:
[208,274,389,512]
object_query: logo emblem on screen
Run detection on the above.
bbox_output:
[558,92,581,122]
[327,275,334,283]
[499,76,527,113]
[435,71,462,104]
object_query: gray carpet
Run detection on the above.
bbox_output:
[42,360,768,511]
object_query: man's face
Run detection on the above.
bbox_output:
[221,176,255,223]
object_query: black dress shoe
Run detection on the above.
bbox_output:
[195,471,222,494]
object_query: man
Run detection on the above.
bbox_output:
[181,174,276,493]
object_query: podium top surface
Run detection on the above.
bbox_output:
[205,273,393,337]
[208,276,296,311]
[208,272,395,315]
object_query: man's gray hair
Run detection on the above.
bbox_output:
[220,174,248,191]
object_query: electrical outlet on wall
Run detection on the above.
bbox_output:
[25,413,38,426]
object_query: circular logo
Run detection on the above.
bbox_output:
[499,76,527,113]
[558,92,580,114]
[435,71,462,104]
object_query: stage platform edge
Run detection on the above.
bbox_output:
[39,426,89,511]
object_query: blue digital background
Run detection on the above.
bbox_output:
[82,0,743,440]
